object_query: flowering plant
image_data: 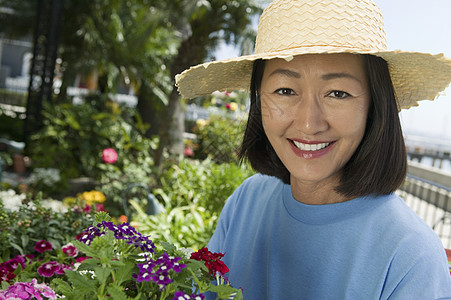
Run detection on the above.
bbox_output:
[51,212,241,299]
[0,190,94,258]
[0,238,84,299]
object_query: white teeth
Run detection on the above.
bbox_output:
[292,141,330,151]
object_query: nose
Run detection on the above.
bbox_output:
[292,94,329,135]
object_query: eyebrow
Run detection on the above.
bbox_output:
[268,69,301,78]
[268,69,363,84]
[321,72,363,84]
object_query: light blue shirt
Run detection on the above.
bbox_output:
[208,174,451,299]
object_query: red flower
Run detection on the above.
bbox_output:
[37,261,60,277]
[83,204,91,213]
[62,243,79,257]
[190,247,229,275]
[102,148,118,164]
[75,256,90,263]
[34,240,52,253]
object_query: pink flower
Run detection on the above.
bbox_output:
[37,261,60,277]
[102,148,118,164]
[33,279,57,299]
[0,279,56,300]
[55,264,72,275]
[34,240,52,253]
[62,243,79,257]
[184,147,194,157]
[75,256,90,263]
[83,204,91,213]
[95,204,104,212]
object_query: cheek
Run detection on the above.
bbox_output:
[331,106,368,139]
[261,100,292,135]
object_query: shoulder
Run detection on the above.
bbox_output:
[370,193,440,242]
[218,173,285,219]
[228,173,285,203]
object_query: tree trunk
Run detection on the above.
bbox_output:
[153,87,184,168]
[136,83,164,137]
[153,37,205,168]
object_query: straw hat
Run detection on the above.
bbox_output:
[175,0,451,109]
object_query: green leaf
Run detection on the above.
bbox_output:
[52,278,74,296]
[159,241,177,252]
[20,234,29,250]
[72,240,100,258]
[65,270,97,293]
[94,266,111,284]
[1,281,10,289]
[207,284,242,300]
[9,242,24,255]
[114,263,135,285]
[106,285,128,300]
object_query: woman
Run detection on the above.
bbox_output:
[176,0,451,298]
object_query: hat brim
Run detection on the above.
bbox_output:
[175,49,451,110]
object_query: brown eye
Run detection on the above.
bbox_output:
[275,88,295,96]
[328,90,351,99]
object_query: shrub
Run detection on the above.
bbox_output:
[130,158,255,249]
[0,190,95,260]
[193,116,246,164]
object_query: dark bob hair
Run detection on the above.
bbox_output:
[239,54,407,198]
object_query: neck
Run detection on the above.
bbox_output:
[290,175,350,205]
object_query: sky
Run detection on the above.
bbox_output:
[215,0,451,142]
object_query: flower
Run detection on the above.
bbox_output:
[0,279,56,300]
[119,215,128,223]
[37,261,60,277]
[0,255,32,283]
[102,148,118,164]
[190,247,229,275]
[62,243,79,257]
[78,190,106,205]
[184,147,194,157]
[135,252,186,290]
[173,291,205,300]
[34,240,52,253]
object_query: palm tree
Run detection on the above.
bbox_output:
[152,0,262,167]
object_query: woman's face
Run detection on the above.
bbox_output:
[260,53,370,189]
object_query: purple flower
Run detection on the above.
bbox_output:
[173,291,205,300]
[34,240,52,253]
[152,270,172,287]
[134,252,186,290]
[78,222,155,253]
[37,261,60,277]
[62,243,79,257]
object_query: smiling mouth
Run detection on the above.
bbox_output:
[290,140,333,151]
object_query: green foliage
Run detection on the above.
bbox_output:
[27,95,157,213]
[159,158,254,215]
[0,191,94,260]
[130,200,218,250]
[194,116,246,163]
[131,158,254,249]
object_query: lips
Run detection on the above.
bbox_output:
[288,139,335,159]
[291,140,331,151]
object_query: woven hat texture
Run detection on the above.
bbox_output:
[175,0,451,109]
